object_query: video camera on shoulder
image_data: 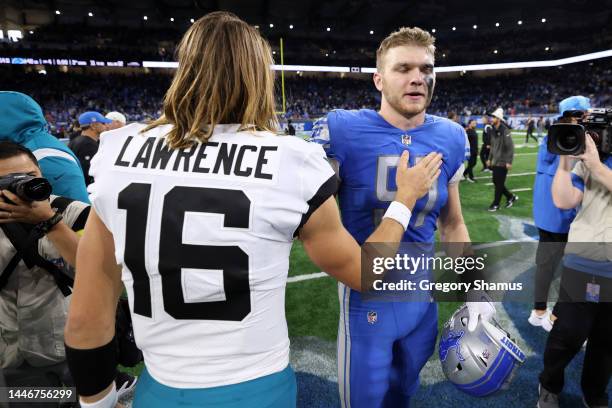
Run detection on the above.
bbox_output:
[547,108,612,156]
[0,173,52,202]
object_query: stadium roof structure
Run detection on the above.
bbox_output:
[3,0,611,38]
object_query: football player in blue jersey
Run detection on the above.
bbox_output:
[310,27,495,407]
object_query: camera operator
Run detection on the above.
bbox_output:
[537,113,612,407]
[529,96,588,331]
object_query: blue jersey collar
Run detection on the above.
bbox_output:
[364,109,434,131]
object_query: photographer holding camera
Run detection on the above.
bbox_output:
[537,107,612,407]
[0,142,138,407]
[0,141,89,402]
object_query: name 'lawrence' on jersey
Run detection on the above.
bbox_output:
[88,123,336,389]
[310,109,468,244]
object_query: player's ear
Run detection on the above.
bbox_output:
[373,72,383,92]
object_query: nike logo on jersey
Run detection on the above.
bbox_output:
[114,136,277,180]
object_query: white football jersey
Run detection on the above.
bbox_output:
[88,123,336,388]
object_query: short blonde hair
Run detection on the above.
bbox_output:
[144,11,277,149]
[376,27,436,71]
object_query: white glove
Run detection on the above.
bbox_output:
[466,291,496,332]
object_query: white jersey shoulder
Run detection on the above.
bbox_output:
[89,123,333,388]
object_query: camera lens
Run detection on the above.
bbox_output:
[557,133,579,153]
[16,178,52,201]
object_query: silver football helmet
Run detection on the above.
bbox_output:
[439,304,525,397]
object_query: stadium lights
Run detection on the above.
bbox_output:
[190,18,195,23]
[273,51,276,54]
[517,20,523,25]
[452,26,456,31]
[29,30,34,34]
[325,53,329,57]
[442,53,446,57]
[55,10,61,15]
[545,46,550,51]
[495,22,500,27]
[269,23,274,28]
[142,49,612,73]
[326,27,331,32]
[369,30,374,35]
[289,24,294,29]
[473,25,477,29]
[170,17,174,22]
[541,18,547,23]
[88,12,93,17]
[494,49,498,54]
[431,28,436,33]
[143,16,148,21]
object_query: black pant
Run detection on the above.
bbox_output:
[491,166,512,206]
[464,153,477,180]
[479,146,490,170]
[539,271,612,401]
[534,229,568,310]
[526,128,538,143]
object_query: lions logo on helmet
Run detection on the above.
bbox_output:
[439,304,525,397]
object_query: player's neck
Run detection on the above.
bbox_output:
[81,129,99,141]
[378,104,425,131]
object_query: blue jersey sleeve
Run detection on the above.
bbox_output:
[309,111,348,166]
[448,123,468,184]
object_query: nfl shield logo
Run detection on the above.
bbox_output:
[401,134,412,145]
[367,311,378,325]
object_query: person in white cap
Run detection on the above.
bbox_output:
[105,112,127,130]
[486,107,517,211]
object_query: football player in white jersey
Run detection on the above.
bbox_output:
[63,11,442,408]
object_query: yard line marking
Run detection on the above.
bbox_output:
[287,271,328,283]
[475,171,535,180]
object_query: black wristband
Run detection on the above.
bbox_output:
[34,211,63,236]
[65,338,117,396]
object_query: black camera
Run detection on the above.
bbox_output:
[548,108,612,155]
[0,173,52,202]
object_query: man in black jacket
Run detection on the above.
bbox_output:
[463,119,478,182]
[480,115,493,172]
[486,108,518,211]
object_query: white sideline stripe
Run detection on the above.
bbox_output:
[287,272,328,283]
[288,237,537,283]
[515,152,538,156]
[475,171,535,180]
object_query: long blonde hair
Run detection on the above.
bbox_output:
[144,11,278,149]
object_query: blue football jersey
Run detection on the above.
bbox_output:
[311,109,468,244]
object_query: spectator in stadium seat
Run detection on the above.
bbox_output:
[0,92,89,203]
[68,111,112,186]
[105,111,127,130]
[486,108,518,211]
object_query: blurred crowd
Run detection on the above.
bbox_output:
[0,59,609,135]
